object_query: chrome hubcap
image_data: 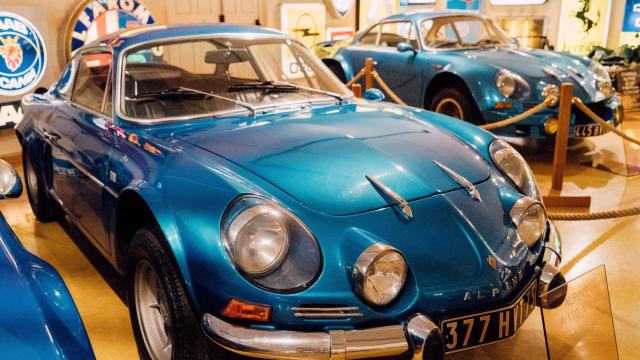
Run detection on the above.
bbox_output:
[435,98,464,119]
[135,260,173,360]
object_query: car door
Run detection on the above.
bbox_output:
[368,21,426,107]
[46,49,114,254]
[336,23,382,82]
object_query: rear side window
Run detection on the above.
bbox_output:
[71,51,112,115]
[360,25,380,45]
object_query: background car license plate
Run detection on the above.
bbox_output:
[575,124,608,137]
[441,282,537,353]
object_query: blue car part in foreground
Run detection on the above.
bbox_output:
[318,10,622,139]
[18,24,566,359]
[0,160,94,359]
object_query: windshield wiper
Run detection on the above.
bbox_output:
[128,87,256,115]
[227,81,299,94]
[473,39,502,47]
[285,83,345,103]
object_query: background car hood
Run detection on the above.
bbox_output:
[453,47,599,100]
[175,102,491,215]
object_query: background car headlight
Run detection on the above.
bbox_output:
[227,205,290,276]
[490,139,541,201]
[496,69,530,99]
[353,244,407,306]
[589,61,613,98]
[222,196,322,292]
[510,197,546,247]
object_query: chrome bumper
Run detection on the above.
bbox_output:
[203,313,444,360]
[538,223,567,309]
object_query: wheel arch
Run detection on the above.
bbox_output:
[424,72,486,123]
[322,59,347,82]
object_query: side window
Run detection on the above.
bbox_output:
[71,51,112,115]
[359,25,380,45]
[379,22,414,48]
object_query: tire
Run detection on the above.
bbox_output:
[327,62,346,83]
[127,227,219,360]
[429,87,484,125]
[22,143,58,222]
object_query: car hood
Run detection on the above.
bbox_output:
[454,47,599,100]
[174,102,491,215]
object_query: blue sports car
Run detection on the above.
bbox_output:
[18,24,565,359]
[318,11,622,139]
[0,159,94,359]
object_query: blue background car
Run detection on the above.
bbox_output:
[319,11,622,139]
[18,24,564,359]
[0,159,94,359]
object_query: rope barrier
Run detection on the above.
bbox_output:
[548,206,640,221]
[345,68,366,89]
[371,71,408,106]
[572,97,640,146]
[479,100,551,130]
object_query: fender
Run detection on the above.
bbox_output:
[332,53,355,81]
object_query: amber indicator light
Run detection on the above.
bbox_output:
[493,102,512,110]
[221,298,271,322]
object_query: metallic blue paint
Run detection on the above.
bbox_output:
[322,11,620,139]
[18,24,551,339]
[0,193,94,358]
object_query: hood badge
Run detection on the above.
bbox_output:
[366,175,413,220]
[433,161,482,201]
[487,255,497,270]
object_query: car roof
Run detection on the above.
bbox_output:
[83,23,285,53]
[384,9,485,22]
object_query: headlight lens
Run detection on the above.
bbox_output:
[496,69,530,99]
[354,244,407,306]
[490,139,541,201]
[222,196,322,292]
[510,197,546,247]
[227,205,290,276]
[589,61,613,98]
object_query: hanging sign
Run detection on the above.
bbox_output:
[556,0,611,55]
[66,0,155,59]
[0,12,47,97]
[447,0,481,10]
[622,0,640,32]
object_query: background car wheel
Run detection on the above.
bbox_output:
[326,62,346,83]
[127,227,214,360]
[22,143,59,222]
[429,87,484,125]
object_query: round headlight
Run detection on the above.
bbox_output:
[490,139,541,201]
[227,205,290,276]
[354,244,407,306]
[510,197,546,247]
[496,70,516,97]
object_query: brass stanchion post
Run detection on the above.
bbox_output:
[351,83,362,98]
[364,58,374,90]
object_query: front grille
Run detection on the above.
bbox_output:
[572,99,615,125]
[522,102,538,111]
[291,306,363,318]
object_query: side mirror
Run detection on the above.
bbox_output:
[0,159,22,199]
[363,88,385,102]
[396,42,417,55]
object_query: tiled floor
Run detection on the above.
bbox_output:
[1,117,639,359]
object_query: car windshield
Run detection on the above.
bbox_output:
[121,38,350,120]
[421,16,512,49]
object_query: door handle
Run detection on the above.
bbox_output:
[42,129,60,143]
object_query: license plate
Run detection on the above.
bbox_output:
[574,124,608,137]
[440,281,537,353]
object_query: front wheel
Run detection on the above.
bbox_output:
[127,228,210,360]
[22,143,59,222]
[429,87,483,125]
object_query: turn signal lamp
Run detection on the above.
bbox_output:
[221,298,271,322]
[493,101,512,110]
[544,117,559,135]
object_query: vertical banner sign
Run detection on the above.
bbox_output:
[359,0,396,29]
[67,0,155,59]
[556,0,611,55]
[281,3,326,78]
[622,0,640,32]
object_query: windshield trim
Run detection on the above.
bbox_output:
[114,33,353,125]
[418,15,513,51]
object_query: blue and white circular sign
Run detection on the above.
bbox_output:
[0,12,47,96]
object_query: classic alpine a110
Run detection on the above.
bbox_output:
[317,10,622,139]
[18,24,565,359]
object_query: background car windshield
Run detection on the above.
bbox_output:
[122,38,349,120]
[422,16,512,49]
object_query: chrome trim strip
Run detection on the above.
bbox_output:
[293,312,363,318]
[291,307,359,312]
[433,161,481,201]
[203,313,410,360]
[365,175,413,219]
[292,306,363,318]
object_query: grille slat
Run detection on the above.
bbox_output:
[292,306,363,318]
